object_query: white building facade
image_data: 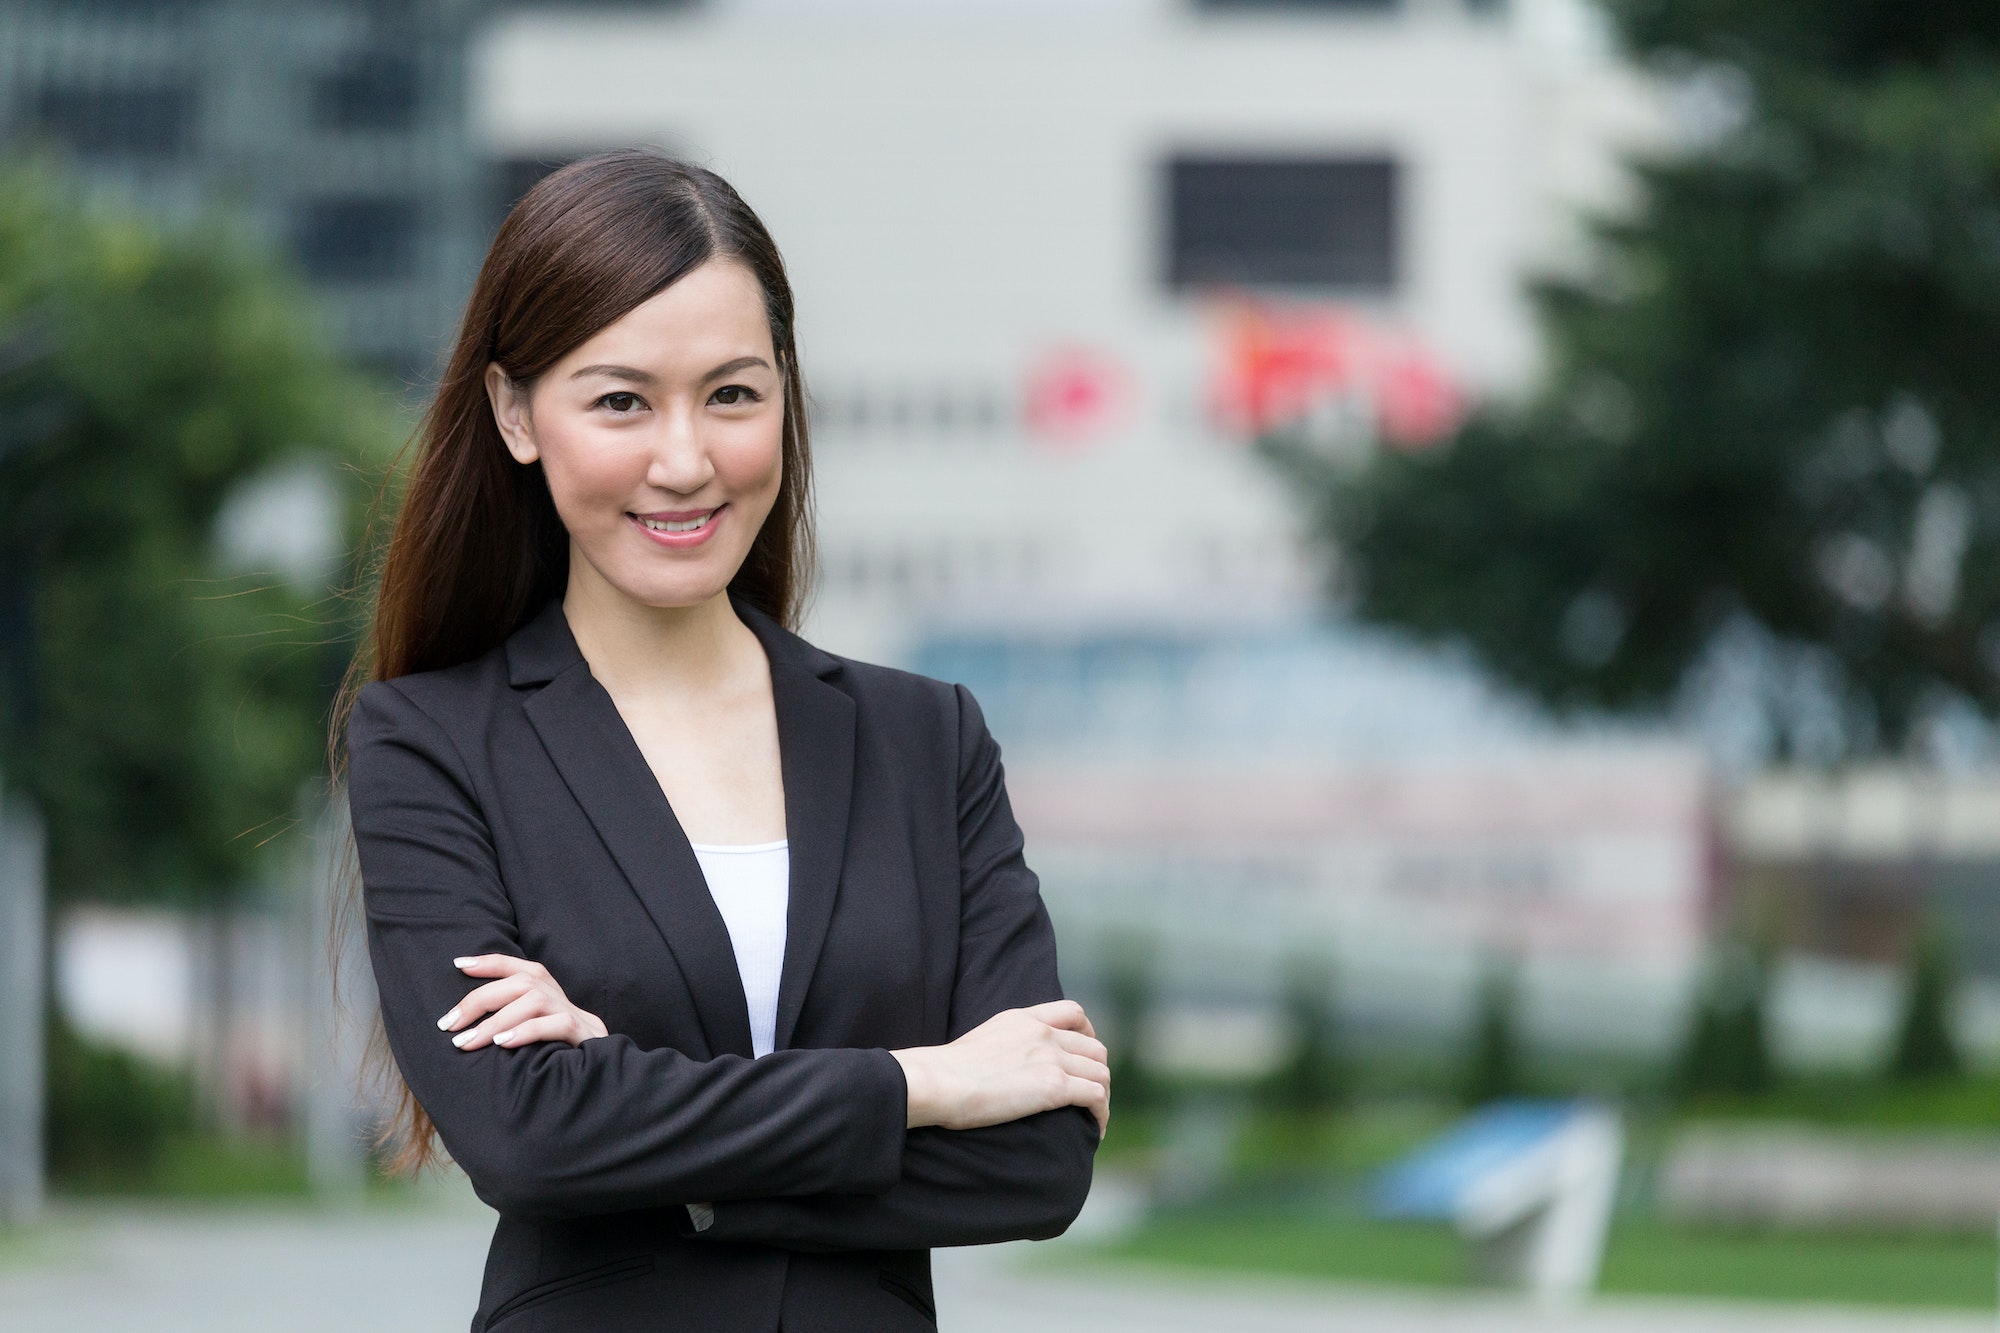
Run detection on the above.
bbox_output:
[476,0,1702,1057]
[476,0,1662,655]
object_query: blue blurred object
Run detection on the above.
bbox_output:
[1369,1100,1585,1220]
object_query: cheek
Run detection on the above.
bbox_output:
[538,428,645,518]
[713,418,785,503]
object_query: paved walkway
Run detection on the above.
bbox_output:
[2,1193,1996,1332]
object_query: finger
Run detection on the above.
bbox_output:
[437,975,534,1031]
[1053,1030,1108,1064]
[1025,1000,1095,1037]
[451,993,559,1051]
[490,1014,590,1049]
[1065,1074,1110,1134]
[453,954,547,981]
[1058,1051,1110,1090]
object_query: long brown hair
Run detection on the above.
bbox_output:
[331,150,817,1174]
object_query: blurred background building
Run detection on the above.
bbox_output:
[468,0,1699,1067]
[0,0,489,383]
[5,0,1704,1084]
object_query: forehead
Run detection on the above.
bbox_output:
[557,257,773,371]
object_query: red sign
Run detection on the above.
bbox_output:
[1209,297,1464,447]
[1022,346,1130,449]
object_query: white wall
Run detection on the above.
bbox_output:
[474,0,1663,660]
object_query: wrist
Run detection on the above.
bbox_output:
[890,1047,943,1129]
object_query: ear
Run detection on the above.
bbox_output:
[485,363,539,465]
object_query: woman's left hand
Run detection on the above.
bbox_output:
[436,954,609,1051]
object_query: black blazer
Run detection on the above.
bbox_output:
[345,594,1097,1332]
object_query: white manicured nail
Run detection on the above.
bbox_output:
[494,1030,515,1045]
[453,957,474,968]
[437,1009,460,1031]
[451,1030,472,1048]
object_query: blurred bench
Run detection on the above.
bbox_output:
[1371,1100,1623,1302]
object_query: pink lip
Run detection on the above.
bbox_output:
[628,505,725,549]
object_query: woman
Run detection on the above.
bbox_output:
[339,150,1108,1332]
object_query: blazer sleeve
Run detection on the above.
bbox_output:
[347,679,910,1220]
[687,683,1100,1251]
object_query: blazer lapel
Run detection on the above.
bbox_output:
[505,595,857,1058]
[512,607,755,1059]
[735,599,856,1052]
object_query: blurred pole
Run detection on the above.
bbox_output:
[299,783,367,1206]
[0,795,46,1224]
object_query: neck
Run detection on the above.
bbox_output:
[561,553,756,699]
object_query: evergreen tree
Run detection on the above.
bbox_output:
[1269,2,2000,756]
[1102,935,1159,1113]
[1265,953,1345,1116]
[1676,937,1775,1098]
[1887,919,1963,1081]
[1460,958,1524,1106]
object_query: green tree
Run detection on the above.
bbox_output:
[0,162,387,912]
[1101,935,1159,1114]
[1460,958,1524,1106]
[0,163,393,1157]
[1270,2,2000,757]
[1264,952,1345,1116]
[1887,919,1963,1081]
[1675,937,1775,1099]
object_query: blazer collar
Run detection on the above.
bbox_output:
[504,590,843,687]
[507,592,856,1057]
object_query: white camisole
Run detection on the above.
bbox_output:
[687,838,790,1059]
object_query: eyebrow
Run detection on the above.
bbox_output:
[700,356,773,383]
[568,364,658,385]
[567,356,773,386]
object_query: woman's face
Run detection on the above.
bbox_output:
[486,257,785,613]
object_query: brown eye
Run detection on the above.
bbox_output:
[711,384,758,406]
[597,391,642,413]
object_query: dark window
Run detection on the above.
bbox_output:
[294,198,421,282]
[28,85,195,157]
[1195,0,1398,11]
[1166,155,1398,291]
[313,55,422,133]
[51,0,209,12]
[490,155,572,231]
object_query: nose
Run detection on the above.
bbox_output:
[644,401,716,495]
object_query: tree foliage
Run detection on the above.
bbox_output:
[1264,952,1345,1116]
[0,163,391,908]
[1274,1,2000,756]
[1887,921,1963,1081]
[1459,958,1524,1106]
[1101,934,1161,1112]
[1675,937,1774,1098]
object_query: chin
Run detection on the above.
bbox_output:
[605,568,736,611]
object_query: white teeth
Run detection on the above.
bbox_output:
[638,512,712,534]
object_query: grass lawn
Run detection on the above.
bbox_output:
[55,1134,311,1199]
[1072,1211,2000,1310]
[0,1225,39,1269]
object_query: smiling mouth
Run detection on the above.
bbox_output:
[631,508,720,533]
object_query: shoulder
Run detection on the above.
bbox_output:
[349,644,513,752]
[825,649,959,714]
[812,645,996,770]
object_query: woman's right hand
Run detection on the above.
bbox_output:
[891,1000,1110,1137]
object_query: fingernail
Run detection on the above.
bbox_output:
[494,1030,515,1045]
[436,1008,460,1031]
[452,957,474,968]
[451,1030,472,1048]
